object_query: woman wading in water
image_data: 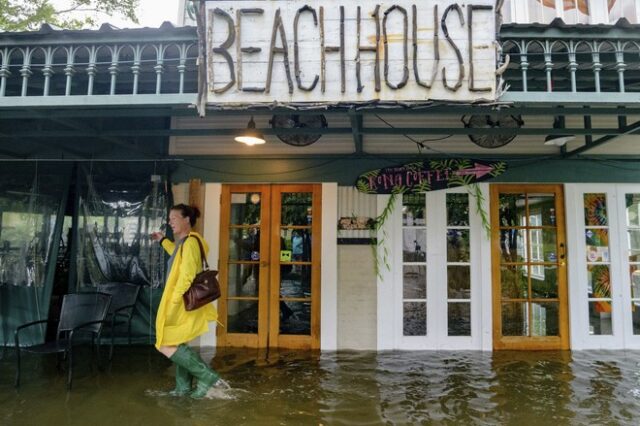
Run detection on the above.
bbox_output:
[151,204,221,399]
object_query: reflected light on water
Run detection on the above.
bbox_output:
[1,347,640,425]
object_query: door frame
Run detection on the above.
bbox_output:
[490,184,570,350]
[216,184,323,350]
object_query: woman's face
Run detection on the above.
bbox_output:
[169,209,191,236]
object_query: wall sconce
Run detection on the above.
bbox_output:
[544,116,575,146]
[235,116,266,146]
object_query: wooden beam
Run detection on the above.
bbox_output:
[563,119,640,158]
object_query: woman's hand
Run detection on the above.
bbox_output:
[151,232,165,242]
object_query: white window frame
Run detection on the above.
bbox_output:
[565,184,640,350]
[377,184,492,350]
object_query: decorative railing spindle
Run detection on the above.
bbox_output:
[591,43,602,93]
[520,41,528,92]
[615,42,626,93]
[20,48,32,97]
[86,46,97,96]
[568,42,577,93]
[64,47,75,96]
[544,41,553,92]
[0,48,10,97]
[131,45,142,95]
[154,44,164,94]
[42,47,54,96]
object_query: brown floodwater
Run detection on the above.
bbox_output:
[1,346,640,425]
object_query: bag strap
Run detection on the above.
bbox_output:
[179,235,209,270]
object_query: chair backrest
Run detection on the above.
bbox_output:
[58,293,111,335]
[96,282,140,317]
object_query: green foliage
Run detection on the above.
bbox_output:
[370,193,397,279]
[0,0,139,31]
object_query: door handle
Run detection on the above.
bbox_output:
[559,242,566,266]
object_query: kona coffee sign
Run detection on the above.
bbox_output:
[206,0,498,104]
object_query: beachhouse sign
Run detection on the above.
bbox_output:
[356,159,507,194]
[205,0,498,104]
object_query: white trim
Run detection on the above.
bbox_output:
[377,194,395,350]
[321,183,339,350]
[199,183,222,347]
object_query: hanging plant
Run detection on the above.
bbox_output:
[370,192,398,279]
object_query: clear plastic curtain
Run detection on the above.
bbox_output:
[0,162,70,347]
[75,163,170,343]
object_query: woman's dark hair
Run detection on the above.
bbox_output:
[171,204,201,227]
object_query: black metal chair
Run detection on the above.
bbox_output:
[96,282,140,361]
[14,292,111,389]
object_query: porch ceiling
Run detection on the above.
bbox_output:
[0,104,638,160]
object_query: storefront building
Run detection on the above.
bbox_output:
[1,0,640,352]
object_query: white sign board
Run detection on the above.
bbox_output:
[206,0,497,104]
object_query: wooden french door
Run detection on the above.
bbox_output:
[491,184,570,350]
[217,184,321,349]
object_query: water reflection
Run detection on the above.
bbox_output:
[2,347,640,425]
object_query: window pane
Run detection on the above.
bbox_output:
[280,228,312,262]
[447,229,470,262]
[528,193,556,226]
[446,193,469,226]
[587,265,611,299]
[631,265,640,298]
[540,229,557,262]
[626,194,640,227]
[584,193,608,226]
[280,265,311,298]
[531,302,559,336]
[227,263,259,297]
[588,301,612,335]
[402,193,425,226]
[228,300,258,333]
[279,301,310,335]
[448,302,471,336]
[281,192,312,225]
[499,193,526,227]
[447,265,470,299]
[632,302,640,335]
[531,265,558,299]
[403,228,426,262]
[403,302,426,336]
[500,229,527,263]
[585,229,609,262]
[628,230,640,262]
[230,192,261,225]
[229,228,260,261]
[502,302,528,336]
[501,265,528,299]
[403,265,426,299]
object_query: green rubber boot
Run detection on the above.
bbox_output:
[170,345,220,400]
[168,365,192,396]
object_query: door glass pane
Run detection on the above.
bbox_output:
[280,265,311,298]
[628,230,640,262]
[631,265,640,298]
[281,192,312,225]
[627,194,640,227]
[229,228,260,261]
[528,193,556,226]
[448,302,471,336]
[403,228,426,262]
[499,193,526,227]
[588,301,613,335]
[587,265,611,299]
[279,301,310,335]
[230,192,261,225]
[501,265,528,299]
[403,302,426,336]
[446,193,469,226]
[632,302,640,335]
[584,193,608,226]
[585,229,609,262]
[500,229,527,262]
[403,265,426,299]
[228,300,259,333]
[502,302,528,336]
[228,264,259,297]
[447,229,469,262]
[403,193,425,226]
[447,266,470,299]
[531,265,557,299]
[531,302,559,336]
[540,229,557,262]
[280,228,312,262]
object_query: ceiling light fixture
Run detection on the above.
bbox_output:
[235,116,266,146]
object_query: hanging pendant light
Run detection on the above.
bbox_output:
[544,116,575,146]
[235,116,266,146]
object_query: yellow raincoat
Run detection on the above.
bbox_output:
[155,231,218,348]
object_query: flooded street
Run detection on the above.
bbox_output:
[1,347,640,425]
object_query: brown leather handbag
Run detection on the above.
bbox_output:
[181,236,221,311]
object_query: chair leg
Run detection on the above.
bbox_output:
[127,319,132,345]
[14,347,21,388]
[67,347,73,390]
[109,333,114,362]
